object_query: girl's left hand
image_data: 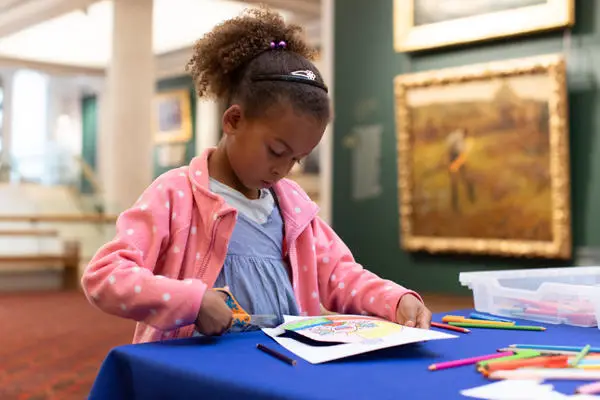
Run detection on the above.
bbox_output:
[395,294,432,329]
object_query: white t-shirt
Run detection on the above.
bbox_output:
[209,178,275,224]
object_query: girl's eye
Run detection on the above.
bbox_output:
[269,147,284,157]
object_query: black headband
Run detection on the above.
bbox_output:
[251,71,329,93]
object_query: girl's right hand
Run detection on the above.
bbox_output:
[195,290,233,336]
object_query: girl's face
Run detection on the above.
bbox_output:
[222,102,327,195]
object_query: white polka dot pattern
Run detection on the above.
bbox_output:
[80,153,421,345]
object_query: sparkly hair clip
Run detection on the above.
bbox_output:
[269,40,287,50]
[251,69,328,93]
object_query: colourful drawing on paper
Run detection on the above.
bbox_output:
[282,315,403,344]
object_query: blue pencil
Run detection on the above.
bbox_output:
[470,312,515,324]
[510,344,600,353]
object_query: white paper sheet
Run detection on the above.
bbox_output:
[261,314,456,364]
[461,380,553,399]
[460,380,600,400]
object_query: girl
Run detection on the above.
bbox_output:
[81,7,431,343]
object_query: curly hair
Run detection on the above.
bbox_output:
[185,7,330,121]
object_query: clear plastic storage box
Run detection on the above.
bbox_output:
[459,267,600,328]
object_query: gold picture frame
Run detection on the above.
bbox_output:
[394,0,574,52]
[154,89,193,144]
[394,54,571,259]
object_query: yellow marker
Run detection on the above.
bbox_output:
[442,315,515,326]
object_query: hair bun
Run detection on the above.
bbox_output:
[186,6,316,100]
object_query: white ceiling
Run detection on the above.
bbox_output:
[0,0,297,68]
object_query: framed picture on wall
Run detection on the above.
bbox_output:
[154,89,192,144]
[394,0,574,52]
[393,54,571,259]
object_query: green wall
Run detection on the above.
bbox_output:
[333,0,600,294]
[80,95,98,194]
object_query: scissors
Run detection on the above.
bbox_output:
[213,287,279,329]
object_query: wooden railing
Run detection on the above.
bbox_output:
[0,214,118,224]
[0,228,59,237]
[0,239,81,290]
[74,155,104,196]
[0,214,117,291]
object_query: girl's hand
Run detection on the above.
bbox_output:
[395,294,432,329]
[195,290,233,336]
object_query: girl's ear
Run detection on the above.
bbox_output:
[222,105,243,137]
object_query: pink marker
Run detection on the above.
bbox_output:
[428,351,514,371]
[576,381,600,395]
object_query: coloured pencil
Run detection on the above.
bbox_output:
[477,350,541,368]
[430,321,470,333]
[573,345,592,367]
[497,347,582,356]
[510,344,600,353]
[576,365,600,370]
[448,322,545,331]
[572,358,600,365]
[483,355,569,373]
[441,316,514,326]
[428,351,513,371]
[469,312,515,323]
[256,344,297,366]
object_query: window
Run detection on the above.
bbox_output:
[12,69,48,180]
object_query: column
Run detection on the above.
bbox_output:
[195,99,221,155]
[45,77,64,185]
[0,70,14,173]
[102,0,154,213]
[319,0,335,224]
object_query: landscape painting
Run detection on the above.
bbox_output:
[393,55,571,259]
[413,0,547,26]
[394,0,574,52]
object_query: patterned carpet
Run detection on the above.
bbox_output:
[0,290,472,400]
[0,291,135,400]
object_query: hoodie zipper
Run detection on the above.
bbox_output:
[173,213,223,339]
[199,214,222,277]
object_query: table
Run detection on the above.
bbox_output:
[88,309,599,399]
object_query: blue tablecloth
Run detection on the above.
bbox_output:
[88,309,600,399]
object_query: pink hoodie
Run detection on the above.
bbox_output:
[81,148,421,343]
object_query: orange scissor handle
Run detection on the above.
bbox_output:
[213,287,252,328]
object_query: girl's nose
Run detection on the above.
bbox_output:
[271,160,294,178]
[271,168,282,177]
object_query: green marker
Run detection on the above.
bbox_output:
[448,322,546,331]
[477,350,541,367]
